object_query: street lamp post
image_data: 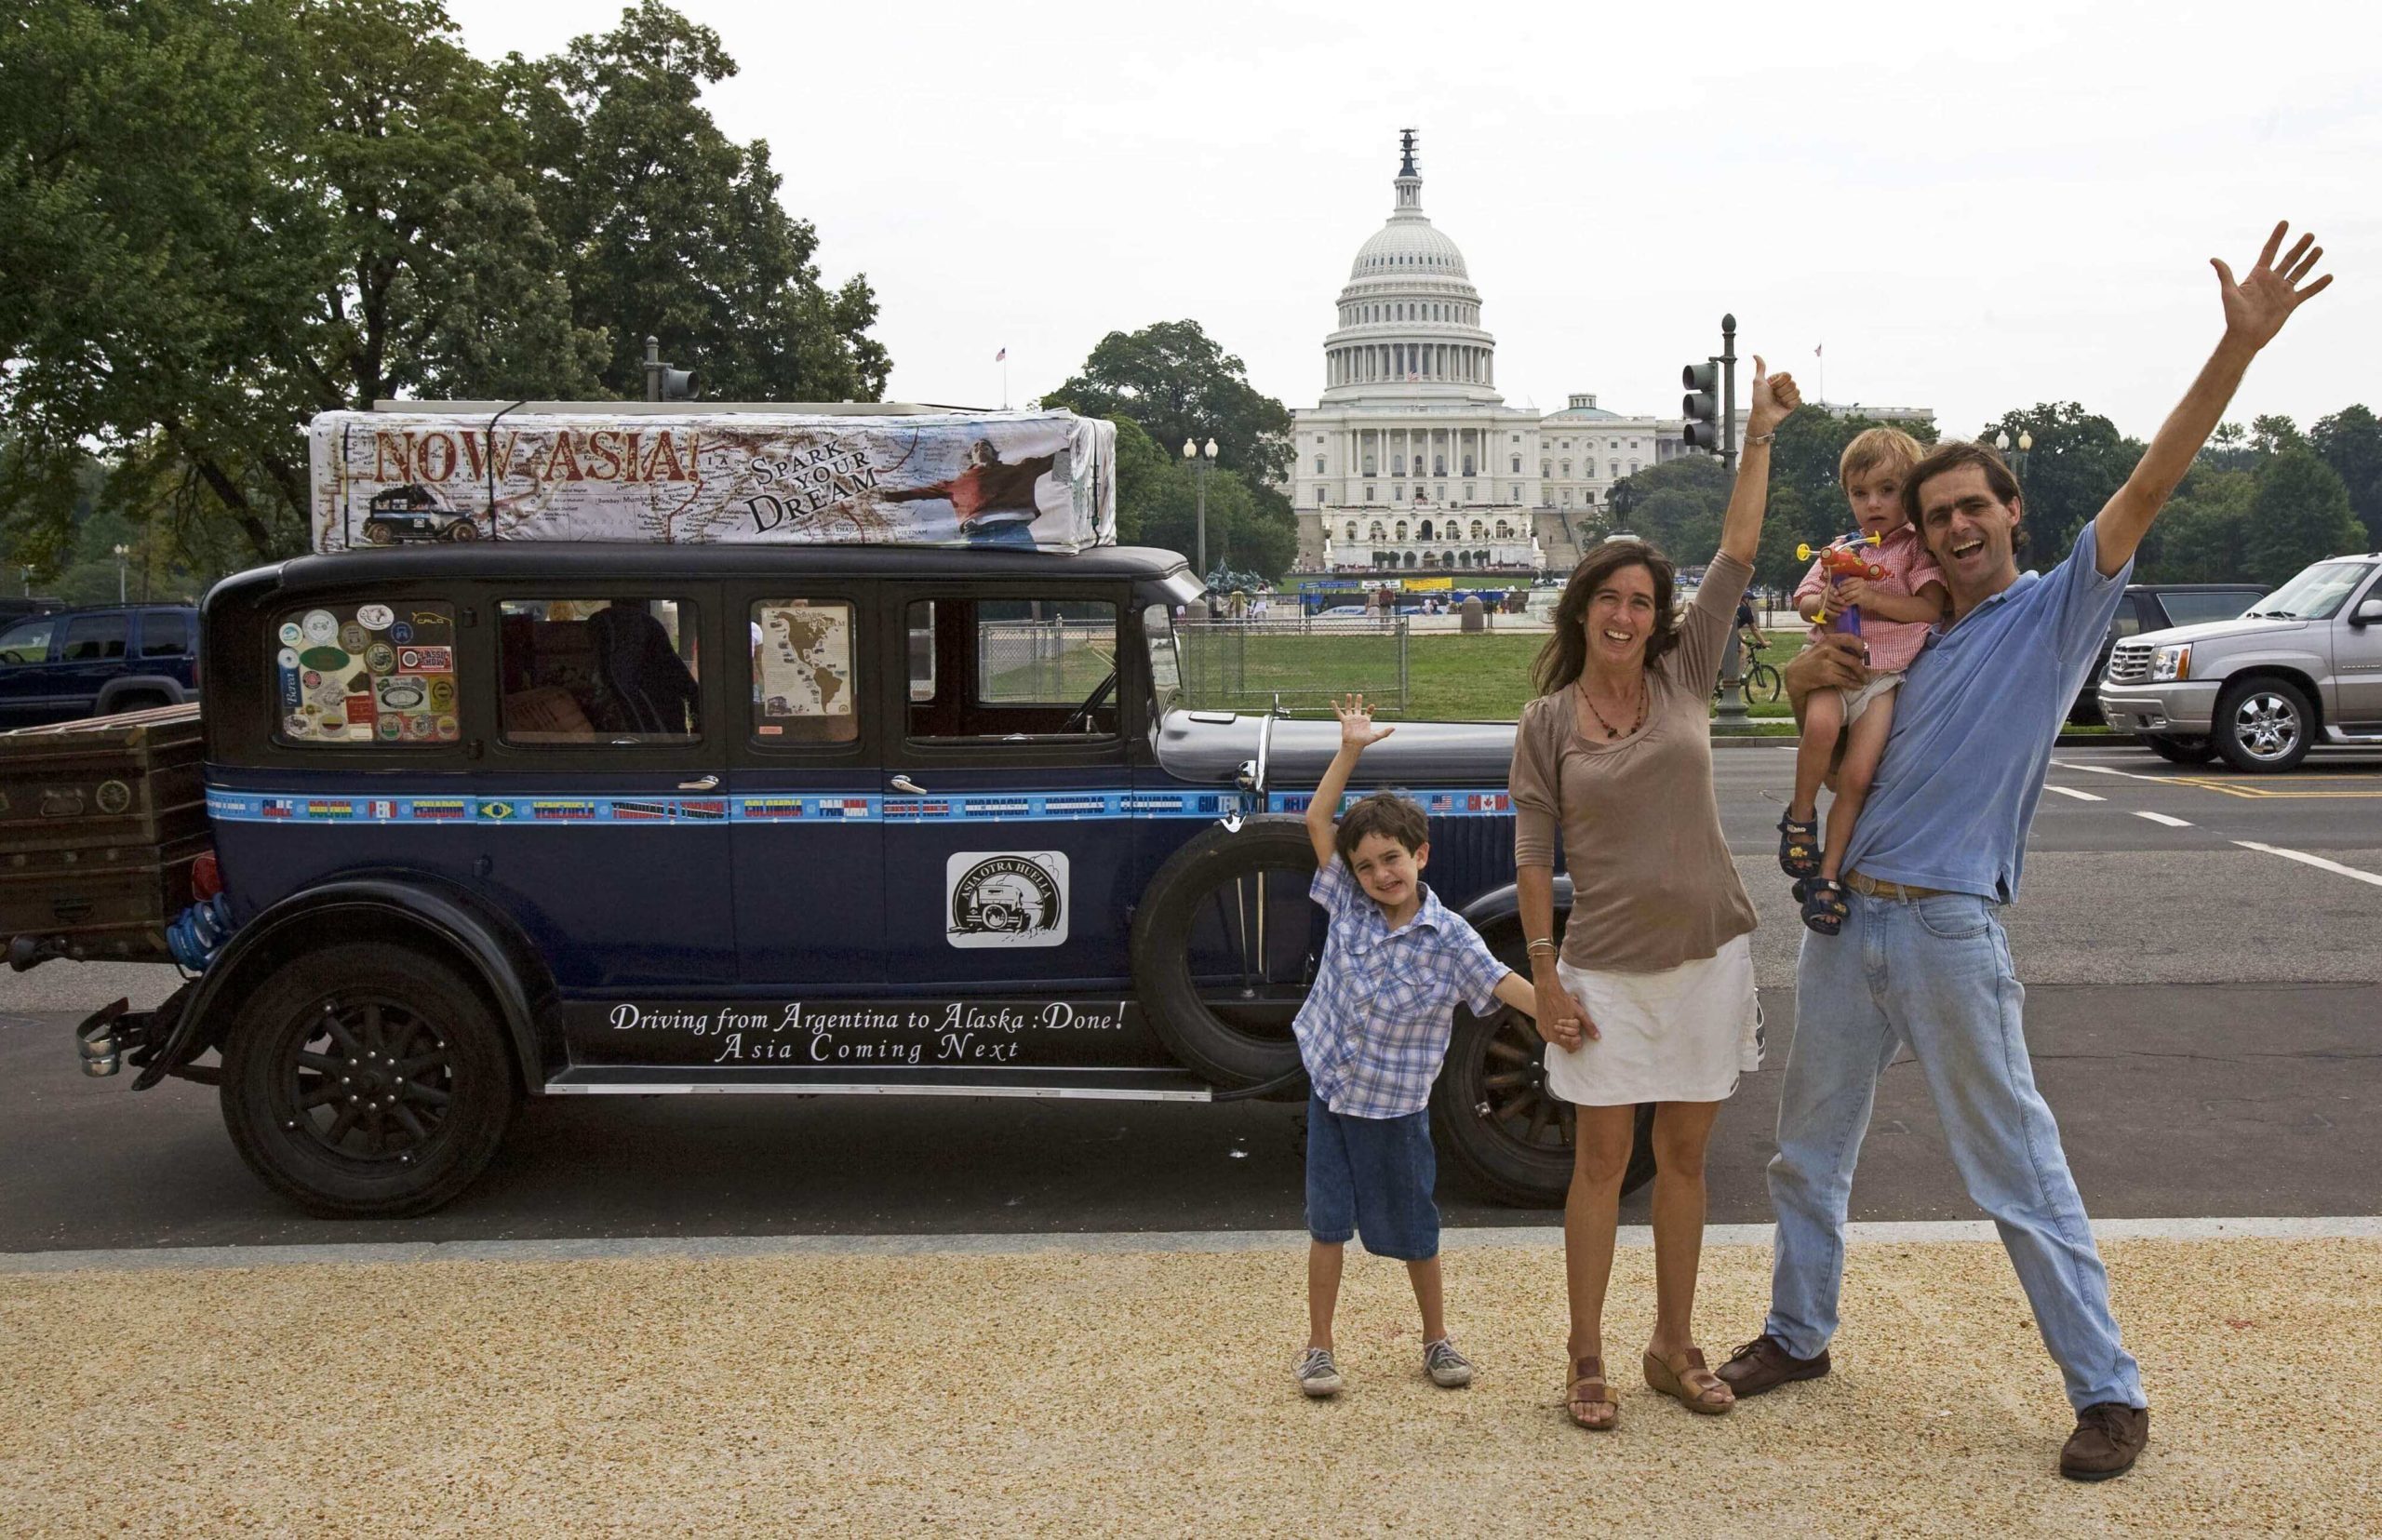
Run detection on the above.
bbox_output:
[1182,436,1218,579]
[1996,428,2034,507]
[113,543,129,604]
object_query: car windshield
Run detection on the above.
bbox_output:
[2246,560,2375,621]
[1143,602,1183,719]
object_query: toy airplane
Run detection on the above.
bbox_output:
[1796,529,1885,634]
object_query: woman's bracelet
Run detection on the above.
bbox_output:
[1526,938,1557,955]
[1749,431,1777,445]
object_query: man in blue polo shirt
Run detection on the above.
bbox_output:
[1718,224,2332,1481]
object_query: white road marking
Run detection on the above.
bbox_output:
[2044,784,2106,802]
[2233,840,2382,890]
[5,1217,2380,1273]
[2135,810,2193,827]
[2054,759,2181,784]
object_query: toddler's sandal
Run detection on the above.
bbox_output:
[1795,877,1848,935]
[1775,813,1821,879]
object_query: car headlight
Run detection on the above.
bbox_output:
[2150,644,2191,682]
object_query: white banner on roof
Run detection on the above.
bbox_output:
[307,409,1117,555]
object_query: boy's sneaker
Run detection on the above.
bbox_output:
[1423,1337,1475,1388]
[1296,1346,1344,1397]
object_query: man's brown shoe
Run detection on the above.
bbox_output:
[1714,1334,1830,1398]
[2059,1403,2148,1480]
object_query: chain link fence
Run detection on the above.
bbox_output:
[1175,617,1410,716]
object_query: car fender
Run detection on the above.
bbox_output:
[94,675,192,710]
[134,875,553,1091]
[1458,876,1574,947]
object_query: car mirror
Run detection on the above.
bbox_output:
[2355,597,2382,625]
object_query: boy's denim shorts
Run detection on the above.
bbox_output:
[1305,1092,1440,1262]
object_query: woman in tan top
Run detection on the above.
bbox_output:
[1511,359,1800,1431]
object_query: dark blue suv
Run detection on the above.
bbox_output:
[0,604,200,729]
[67,542,1606,1218]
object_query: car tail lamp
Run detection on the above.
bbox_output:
[191,850,222,900]
[2150,644,2191,682]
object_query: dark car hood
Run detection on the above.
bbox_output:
[1154,711,1517,788]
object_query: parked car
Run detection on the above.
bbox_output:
[0,603,200,729]
[2067,582,2266,724]
[2097,554,2382,770]
[43,541,1615,1218]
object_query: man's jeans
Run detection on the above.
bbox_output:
[1765,890,2145,1411]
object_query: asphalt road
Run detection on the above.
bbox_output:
[5,740,2377,1252]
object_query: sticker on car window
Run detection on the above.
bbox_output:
[273,601,459,745]
[945,851,1069,948]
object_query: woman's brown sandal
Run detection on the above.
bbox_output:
[1643,1347,1736,1415]
[1566,1355,1619,1431]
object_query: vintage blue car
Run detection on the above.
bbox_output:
[66,539,1627,1216]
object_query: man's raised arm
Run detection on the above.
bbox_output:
[2094,221,2332,575]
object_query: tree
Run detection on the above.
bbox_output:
[1601,456,1727,562]
[2311,405,2382,540]
[2139,465,2255,582]
[2245,449,2364,586]
[510,1,887,404]
[1978,404,2144,567]
[2,0,887,577]
[1100,415,1294,577]
[1041,321,1295,492]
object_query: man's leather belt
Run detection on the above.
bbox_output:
[1842,870,1958,902]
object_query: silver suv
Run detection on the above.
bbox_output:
[2098,554,2382,771]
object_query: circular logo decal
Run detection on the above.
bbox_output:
[95,780,132,815]
[339,623,368,651]
[377,716,404,740]
[286,713,313,736]
[278,649,301,670]
[434,714,460,740]
[301,669,322,689]
[278,622,303,646]
[365,643,395,674]
[356,603,394,630]
[427,677,456,710]
[949,856,1064,938]
[390,623,414,645]
[301,609,339,644]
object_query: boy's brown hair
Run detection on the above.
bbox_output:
[1333,789,1430,868]
[1838,426,1926,492]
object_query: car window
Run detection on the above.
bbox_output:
[2247,561,2374,622]
[907,596,1118,740]
[0,616,56,664]
[140,610,192,658]
[751,598,857,744]
[60,613,128,662]
[500,596,699,744]
[2157,591,2258,628]
[1144,603,1182,719]
[2111,596,2147,637]
[272,601,461,745]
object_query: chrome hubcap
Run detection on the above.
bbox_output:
[2233,693,2300,761]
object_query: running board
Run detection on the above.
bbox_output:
[542,1065,1220,1102]
[2323,726,2382,744]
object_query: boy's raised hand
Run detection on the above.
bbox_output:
[1334,692,1395,751]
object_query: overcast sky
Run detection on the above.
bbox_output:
[445,0,2372,442]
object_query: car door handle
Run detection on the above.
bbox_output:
[677,774,719,791]
[890,775,929,795]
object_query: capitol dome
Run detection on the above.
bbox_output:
[1320,131,1499,407]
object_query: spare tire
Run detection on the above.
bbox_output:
[1131,816,1320,1087]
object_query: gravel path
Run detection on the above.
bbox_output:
[6,1236,2374,1535]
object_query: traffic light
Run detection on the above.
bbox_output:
[1681,362,1721,452]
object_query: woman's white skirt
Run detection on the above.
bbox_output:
[1545,935,1763,1105]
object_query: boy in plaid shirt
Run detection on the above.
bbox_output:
[1291,693,1540,1399]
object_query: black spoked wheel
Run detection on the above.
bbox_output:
[1132,818,1321,1088]
[1431,934,1656,1206]
[222,943,515,1217]
[1746,661,1783,703]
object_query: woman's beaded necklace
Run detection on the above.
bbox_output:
[1575,672,1648,741]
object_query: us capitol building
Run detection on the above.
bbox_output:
[1284,133,1733,579]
